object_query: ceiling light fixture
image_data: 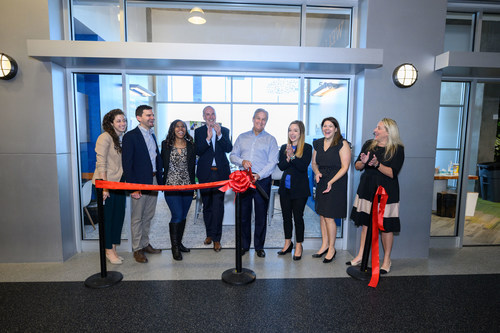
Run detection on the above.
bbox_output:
[311,82,341,97]
[188,7,206,25]
[129,84,155,97]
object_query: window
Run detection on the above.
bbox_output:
[480,13,500,52]
[71,0,121,41]
[444,12,475,52]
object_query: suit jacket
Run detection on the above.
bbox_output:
[161,140,196,185]
[195,125,232,182]
[277,143,312,199]
[122,126,164,185]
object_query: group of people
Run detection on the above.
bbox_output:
[92,104,404,275]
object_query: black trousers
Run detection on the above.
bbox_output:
[200,171,225,242]
[240,176,272,251]
[279,194,308,243]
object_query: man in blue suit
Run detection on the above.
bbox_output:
[122,105,164,263]
[195,106,232,252]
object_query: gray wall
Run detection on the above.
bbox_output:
[348,0,447,258]
[0,0,76,262]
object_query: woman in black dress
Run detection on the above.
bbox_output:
[311,117,351,263]
[348,118,404,274]
[277,120,312,261]
[161,120,196,261]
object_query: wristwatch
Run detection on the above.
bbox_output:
[375,163,380,169]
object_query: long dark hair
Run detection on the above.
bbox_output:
[165,119,194,147]
[102,109,126,153]
[321,117,343,148]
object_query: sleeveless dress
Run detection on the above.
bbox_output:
[313,138,348,220]
[350,140,405,232]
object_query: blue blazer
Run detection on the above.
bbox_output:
[195,125,232,182]
[122,126,164,185]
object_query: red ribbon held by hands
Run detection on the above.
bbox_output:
[368,185,388,288]
[95,170,255,194]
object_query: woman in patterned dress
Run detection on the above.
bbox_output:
[348,118,405,274]
[161,120,196,261]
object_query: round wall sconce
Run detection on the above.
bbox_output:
[188,7,206,25]
[0,53,18,80]
[392,63,418,88]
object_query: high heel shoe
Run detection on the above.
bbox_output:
[277,242,293,255]
[345,258,361,266]
[106,253,122,265]
[323,249,336,263]
[292,244,302,261]
[311,248,328,258]
[380,263,392,274]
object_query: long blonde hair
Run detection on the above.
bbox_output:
[368,118,404,161]
[287,120,305,158]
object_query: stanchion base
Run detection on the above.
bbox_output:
[222,268,256,285]
[347,266,372,281]
[84,271,123,289]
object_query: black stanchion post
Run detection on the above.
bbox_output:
[222,192,256,285]
[347,206,373,281]
[84,184,123,288]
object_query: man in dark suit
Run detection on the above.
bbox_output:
[195,106,233,252]
[122,105,163,263]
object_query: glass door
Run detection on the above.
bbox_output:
[463,82,500,245]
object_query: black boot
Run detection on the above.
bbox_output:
[169,223,182,261]
[178,219,190,253]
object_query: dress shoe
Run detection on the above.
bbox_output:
[256,249,266,258]
[133,250,148,263]
[323,249,337,263]
[277,242,293,255]
[143,244,161,254]
[312,248,328,258]
[179,243,190,253]
[106,253,122,265]
[213,241,221,252]
[345,259,362,266]
[293,254,302,261]
[204,237,212,245]
[293,244,302,261]
[241,248,249,255]
[380,263,392,274]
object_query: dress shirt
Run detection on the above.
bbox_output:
[205,128,222,166]
[230,130,279,179]
[138,125,158,173]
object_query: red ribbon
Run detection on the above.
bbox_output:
[94,170,255,194]
[368,185,388,288]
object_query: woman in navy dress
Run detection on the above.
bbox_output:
[348,118,405,274]
[311,117,351,263]
[277,120,312,260]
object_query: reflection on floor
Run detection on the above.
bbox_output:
[430,198,500,245]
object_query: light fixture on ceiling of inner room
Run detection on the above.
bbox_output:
[188,7,206,25]
[129,84,155,97]
[392,63,418,88]
[311,82,341,97]
[0,53,18,80]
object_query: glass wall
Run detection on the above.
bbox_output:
[431,81,469,237]
[75,73,124,240]
[463,82,500,245]
[71,1,352,47]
